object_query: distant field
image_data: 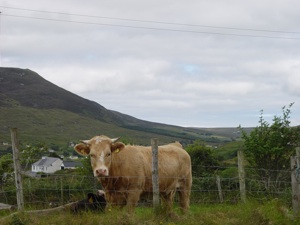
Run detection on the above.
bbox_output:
[0,105,248,152]
[0,106,201,148]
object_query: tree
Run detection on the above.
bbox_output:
[21,143,49,170]
[0,153,14,187]
[186,140,219,177]
[239,103,300,190]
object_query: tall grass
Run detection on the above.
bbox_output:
[0,200,297,225]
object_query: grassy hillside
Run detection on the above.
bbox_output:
[0,67,245,150]
[0,67,110,121]
[0,106,197,147]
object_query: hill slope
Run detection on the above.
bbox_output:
[0,67,241,148]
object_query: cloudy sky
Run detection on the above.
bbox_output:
[1,0,300,127]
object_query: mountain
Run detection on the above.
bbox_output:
[0,67,242,149]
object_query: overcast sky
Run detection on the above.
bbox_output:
[1,0,300,127]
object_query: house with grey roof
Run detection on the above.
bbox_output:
[61,161,83,170]
[31,156,63,174]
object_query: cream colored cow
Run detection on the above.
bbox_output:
[74,135,192,214]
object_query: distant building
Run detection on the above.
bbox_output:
[69,155,79,160]
[61,161,83,170]
[31,157,63,174]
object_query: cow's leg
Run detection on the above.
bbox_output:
[161,190,175,214]
[126,190,141,214]
[178,177,192,213]
[107,192,126,210]
[178,189,190,213]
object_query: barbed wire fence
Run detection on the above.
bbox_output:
[0,128,299,214]
[0,167,293,208]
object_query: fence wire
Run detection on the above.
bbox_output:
[0,165,293,209]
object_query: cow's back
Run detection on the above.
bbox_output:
[109,142,191,193]
[157,142,192,192]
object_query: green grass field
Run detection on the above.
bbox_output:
[0,200,298,225]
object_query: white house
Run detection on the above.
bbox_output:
[31,157,63,174]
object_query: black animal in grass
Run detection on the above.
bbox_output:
[71,190,106,213]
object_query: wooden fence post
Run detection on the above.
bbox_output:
[216,175,224,203]
[238,149,246,203]
[151,138,160,213]
[291,147,300,215]
[10,128,24,211]
[60,176,64,206]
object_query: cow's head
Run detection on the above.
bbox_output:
[74,135,125,177]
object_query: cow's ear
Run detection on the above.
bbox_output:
[87,193,95,203]
[111,142,125,153]
[74,143,90,156]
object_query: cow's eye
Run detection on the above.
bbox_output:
[106,153,111,157]
[90,154,96,158]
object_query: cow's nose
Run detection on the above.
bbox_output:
[96,168,107,176]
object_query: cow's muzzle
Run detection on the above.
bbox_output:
[95,168,108,177]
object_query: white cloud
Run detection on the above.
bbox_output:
[284,65,300,96]
[183,81,254,96]
[1,0,300,127]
